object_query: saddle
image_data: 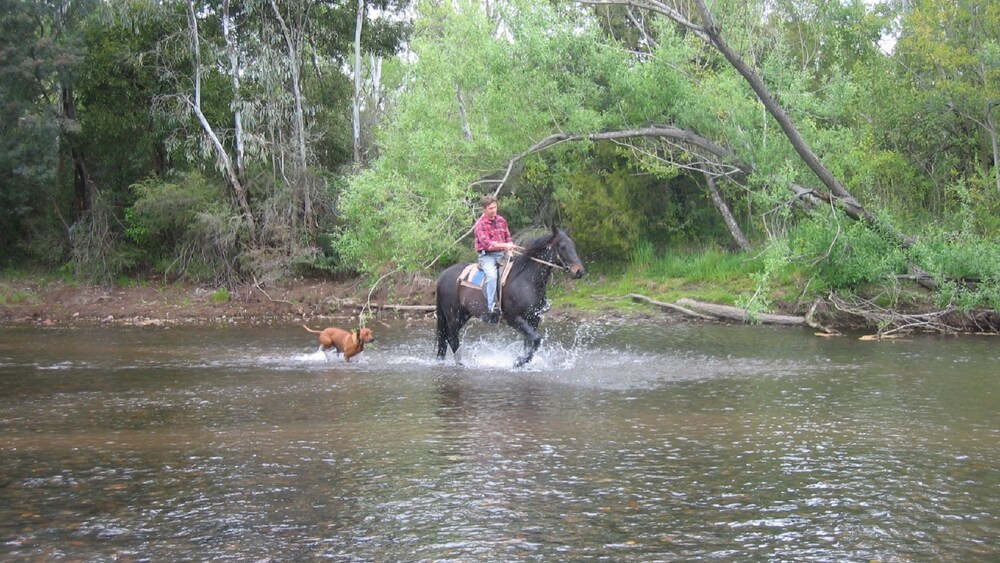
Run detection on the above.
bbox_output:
[457,259,514,306]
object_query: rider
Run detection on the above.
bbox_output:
[473,195,516,323]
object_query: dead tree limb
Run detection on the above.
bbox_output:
[628,294,838,333]
[676,298,811,326]
[829,293,999,336]
[628,294,714,320]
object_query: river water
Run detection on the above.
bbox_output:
[1,319,998,561]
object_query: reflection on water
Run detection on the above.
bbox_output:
[1,320,998,560]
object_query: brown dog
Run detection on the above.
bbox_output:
[303,325,374,361]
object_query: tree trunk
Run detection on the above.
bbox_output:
[677,297,809,326]
[704,172,750,251]
[60,84,95,219]
[456,84,473,141]
[987,100,1000,196]
[222,0,245,179]
[186,0,256,237]
[270,0,312,230]
[353,0,364,165]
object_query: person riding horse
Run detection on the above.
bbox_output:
[437,226,586,368]
[473,195,517,323]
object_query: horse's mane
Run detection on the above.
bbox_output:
[520,231,557,255]
[510,230,560,278]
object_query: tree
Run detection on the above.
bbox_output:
[894,0,1000,197]
[0,0,103,265]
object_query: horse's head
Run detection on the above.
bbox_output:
[546,226,586,279]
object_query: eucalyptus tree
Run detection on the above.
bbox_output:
[111,0,410,282]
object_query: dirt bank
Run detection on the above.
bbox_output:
[3,275,997,336]
[0,276,440,327]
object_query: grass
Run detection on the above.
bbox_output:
[0,286,34,306]
[211,287,231,304]
[0,269,49,307]
[550,246,815,314]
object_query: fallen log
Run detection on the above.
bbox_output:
[628,294,714,320]
[628,294,838,334]
[338,300,436,313]
[676,298,808,326]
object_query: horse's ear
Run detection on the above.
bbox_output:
[550,224,559,236]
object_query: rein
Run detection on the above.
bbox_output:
[529,255,565,270]
[512,247,567,271]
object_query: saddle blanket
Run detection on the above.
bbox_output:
[458,263,484,289]
[457,260,513,290]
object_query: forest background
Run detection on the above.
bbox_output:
[1,0,998,334]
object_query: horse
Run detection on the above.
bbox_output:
[435,227,586,367]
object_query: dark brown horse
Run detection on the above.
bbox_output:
[435,227,585,367]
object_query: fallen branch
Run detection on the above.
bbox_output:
[251,275,303,313]
[828,293,1000,336]
[676,298,813,327]
[337,300,435,313]
[628,293,837,333]
[628,294,714,320]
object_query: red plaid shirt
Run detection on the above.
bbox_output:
[474,213,511,252]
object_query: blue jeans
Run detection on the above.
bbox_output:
[479,251,502,311]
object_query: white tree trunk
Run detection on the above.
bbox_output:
[186,0,256,235]
[222,0,245,179]
[353,0,364,164]
[269,0,311,227]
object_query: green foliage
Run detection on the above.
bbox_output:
[945,176,1000,237]
[335,165,472,278]
[736,239,787,321]
[128,172,244,284]
[0,0,81,265]
[561,165,644,264]
[910,232,1000,311]
[70,201,143,284]
[334,0,688,277]
[0,286,32,306]
[211,287,230,304]
[789,213,907,290]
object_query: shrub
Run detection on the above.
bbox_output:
[128,172,244,284]
[789,215,906,290]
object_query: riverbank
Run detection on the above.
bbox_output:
[0,276,433,327]
[0,274,744,328]
[2,274,997,336]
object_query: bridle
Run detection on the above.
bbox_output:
[519,244,570,272]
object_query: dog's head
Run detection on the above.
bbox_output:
[354,327,375,343]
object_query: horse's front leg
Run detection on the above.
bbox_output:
[510,315,541,368]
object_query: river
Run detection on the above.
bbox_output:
[1,319,998,560]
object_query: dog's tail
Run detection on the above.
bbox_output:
[302,324,322,334]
